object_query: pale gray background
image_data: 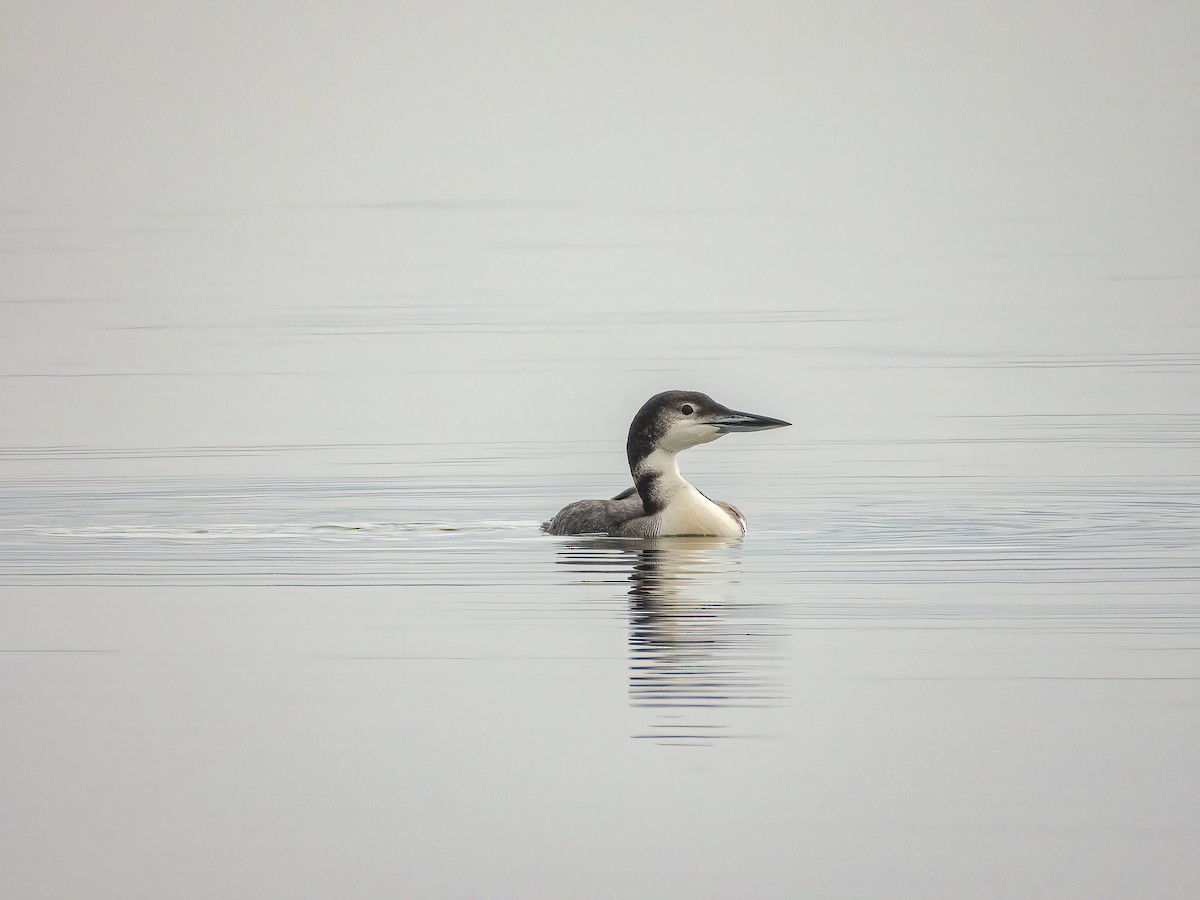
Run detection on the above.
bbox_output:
[2,3,1198,899]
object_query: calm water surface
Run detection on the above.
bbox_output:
[2,204,1199,899]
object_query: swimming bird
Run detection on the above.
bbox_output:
[543,390,791,538]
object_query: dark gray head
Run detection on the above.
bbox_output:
[626,390,791,469]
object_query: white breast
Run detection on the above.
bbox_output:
[656,486,745,537]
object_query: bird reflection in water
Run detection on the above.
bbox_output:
[556,537,785,746]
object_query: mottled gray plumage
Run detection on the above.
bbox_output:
[543,390,789,537]
[543,486,647,537]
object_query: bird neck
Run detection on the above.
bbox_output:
[631,448,692,514]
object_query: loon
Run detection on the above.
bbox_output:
[543,390,791,538]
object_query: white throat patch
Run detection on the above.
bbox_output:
[635,449,745,537]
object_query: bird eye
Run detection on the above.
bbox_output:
[681,404,694,415]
